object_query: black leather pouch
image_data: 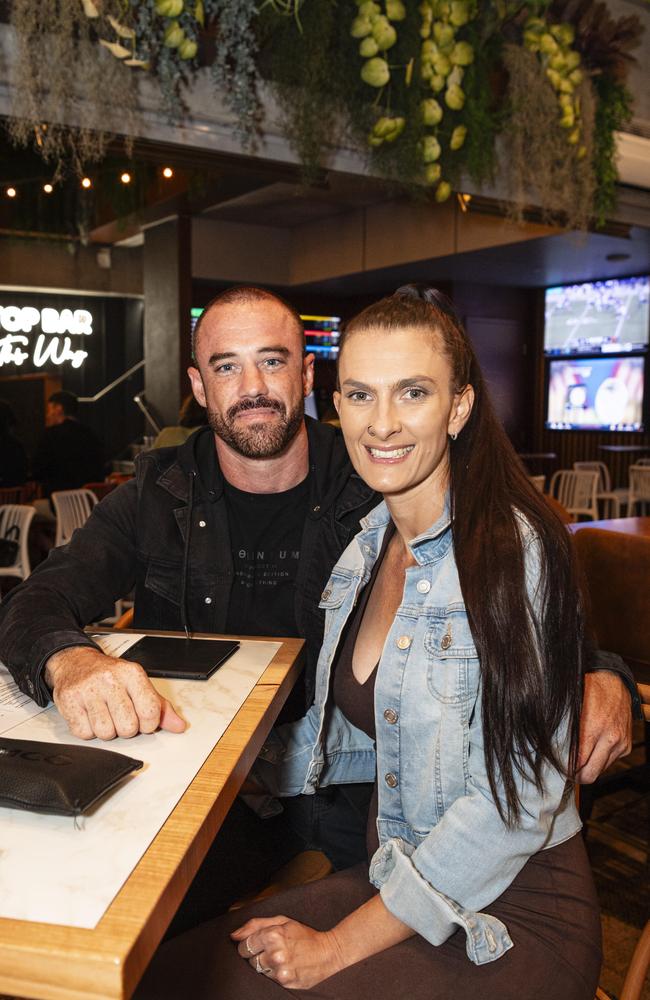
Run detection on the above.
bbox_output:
[0,737,144,816]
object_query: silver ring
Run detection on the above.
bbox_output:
[245,936,254,956]
[255,955,263,974]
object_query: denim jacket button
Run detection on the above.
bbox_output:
[383,708,398,724]
[385,772,398,788]
[441,633,452,650]
[416,579,431,594]
[321,588,331,601]
[396,635,411,650]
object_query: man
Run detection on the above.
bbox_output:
[0,287,638,920]
[33,390,105,496]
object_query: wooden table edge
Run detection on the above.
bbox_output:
[0,634,305,1000]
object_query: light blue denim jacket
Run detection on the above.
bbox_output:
[254,499,581,965]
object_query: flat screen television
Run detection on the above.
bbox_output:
[544,275,649,356]
[302,314,340,361]
[191,306,203,337]
[545,355,645,432]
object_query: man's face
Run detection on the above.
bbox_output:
[46,402,65,427]
[187,299,314,459]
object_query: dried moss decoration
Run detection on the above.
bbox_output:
[6,1,138,178]
[501,42,595,230]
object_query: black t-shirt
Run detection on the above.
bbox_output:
[223,476,310,638]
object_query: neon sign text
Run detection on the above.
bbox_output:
[0,305,93,370]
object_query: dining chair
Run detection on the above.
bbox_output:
[51,489,98,547]
[528,475,546,493]
[0,504,35,582]
[627,465,650,516]
[573,461,629,518]
[549,469,599,521]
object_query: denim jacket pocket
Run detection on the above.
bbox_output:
[144,556,183,606]
[423,607,480,704]
[319,570,355,636]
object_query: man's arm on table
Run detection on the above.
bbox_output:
[578,650,640,782]
[0,480,184,739]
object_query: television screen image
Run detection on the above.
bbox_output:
[302,314,341,361]
[544,275,649,356]
[546,356,645,431]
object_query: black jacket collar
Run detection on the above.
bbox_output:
[138,419,376,517]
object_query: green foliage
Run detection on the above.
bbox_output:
[592,76,633,227]
[7,0,643,228]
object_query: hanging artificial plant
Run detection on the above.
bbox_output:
[5,0,644,229]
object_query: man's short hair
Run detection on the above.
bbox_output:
[191,286,304,362]
[48,390,79,418]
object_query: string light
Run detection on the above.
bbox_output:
[162,166,173,179]
[457,192,472,213]
[43,183,53,194]
[81,177,92,189]
[120,172,131,185]
[6,187,16,198]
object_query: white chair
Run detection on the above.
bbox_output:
[628,465,650,516]
[549,469,599,521]
[51,489,97,547]
[573,461,629,518]
[528,475,546,493]
[633,457,650,466]
[0,504,35,581]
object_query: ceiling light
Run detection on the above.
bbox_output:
[6,187,16,198]
[43,183,53,194]
[162,166,173,179]
[120,172,131,185]
[81,177,92,189]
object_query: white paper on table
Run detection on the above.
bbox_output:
[0,663,49,732]
[0,638,280,928]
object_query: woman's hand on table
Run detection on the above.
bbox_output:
[232,915,345,989]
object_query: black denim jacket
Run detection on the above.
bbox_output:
[0,420,377,708]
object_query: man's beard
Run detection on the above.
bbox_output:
[207,395,304,458]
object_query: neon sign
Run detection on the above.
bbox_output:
[0,305,93,370]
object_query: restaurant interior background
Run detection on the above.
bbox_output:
[0,1,648,996]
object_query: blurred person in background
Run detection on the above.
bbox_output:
[152,393,209,449]
[0,400,28,488]
[33,390,104,497]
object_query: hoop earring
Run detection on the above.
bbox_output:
[449,432,458,441]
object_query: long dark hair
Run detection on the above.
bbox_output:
[341,284,583,826]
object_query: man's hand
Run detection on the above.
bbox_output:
[45,647,186,741]
[639,683,650,723]
[232,915,344,990]
[577,671,632,783]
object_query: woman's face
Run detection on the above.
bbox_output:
[334,326,473,505]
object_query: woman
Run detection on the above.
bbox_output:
[137,286,601,998]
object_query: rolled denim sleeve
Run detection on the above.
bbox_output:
[370,700,576,963]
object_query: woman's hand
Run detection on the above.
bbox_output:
[231,915,345,990]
